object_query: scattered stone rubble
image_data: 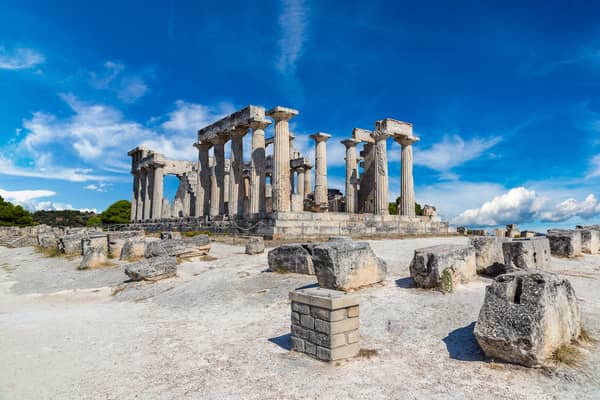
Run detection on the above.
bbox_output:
[124,256,177,281]
[79,247,108,270]
[578,228,600,254]
[547,229,582,258]
[474,270,581,367]
[268,244,315,274]
[144,235,211,261]
[410,245,476,291]
[245,236,265,255]
[502,237,551,271]
[120,239,146,261]
[469,237,505,275]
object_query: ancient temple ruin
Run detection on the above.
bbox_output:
[128,104,448,238]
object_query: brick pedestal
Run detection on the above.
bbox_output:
[289,287,360,361]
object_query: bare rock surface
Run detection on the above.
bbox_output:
[312,240,387,291]
[124,256,177,281]
[410,244,476,290]
[469,236,505,275]
[267,244,315,274]
[474,270,581,367]
[547,230,582,258]
[579,229,600,254]
[119,239,146,261]
[502,237,551,272]
[59,233,86,255]
[79,247,108,270]
[144,235,210,260]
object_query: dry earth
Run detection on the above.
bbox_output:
[1,236,600,399]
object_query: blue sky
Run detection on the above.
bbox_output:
[1,0,600,230]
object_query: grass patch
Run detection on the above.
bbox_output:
[111,284,127,296]
[549,343,583,368]
[0,263,15,272]
[357,348,378,359]
[440,269,453,294]
[183,231,212,237]
[271,266,289,274]
[489,361,505,370]
[578,327,597,344]
[34,245,62,258]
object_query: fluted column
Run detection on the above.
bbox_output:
[267,106,299,212]
[303,164,312,199]
[310,132,331,211]
[397,135,419,217]
[212,134,228,216]
[228,127,247,217]
[151,163,165,219]
[342,138,360,213]
[249,119,270,216]
[296,167,305,199]
[372,130,392,215]
[195,141,212,217]
[209,164,219,217]
[141,168,150,221]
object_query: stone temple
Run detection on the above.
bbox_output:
[127,105,449,239]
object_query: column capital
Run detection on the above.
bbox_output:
[194,141,213,150]
[341,138,360,148]
[266,106,299,121]
[211,132,229,145]
[229,126,249,138]
[310,132,332,142]
[249,118,272,130]
[394,134,420,147]
[371,129,392,142]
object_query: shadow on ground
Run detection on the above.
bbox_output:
[269,333,291,350]
[395,277,415,289]
[443,322,485,361]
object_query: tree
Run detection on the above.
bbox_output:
[86,215,103,227]
[0,196,34,226]
[388,196,423,216]
[101,200,131,224]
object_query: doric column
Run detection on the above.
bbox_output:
[209,164,219,217]
[130,172,138,221]
[396,135,419,217]
[228,127,247,217]
[296,166,305,199]
[267,106,299,212]
[310,132,331,211]
[141,168,150,221]
[303,164,312,199]
[212,134,228,216]
[249,119,270,216]
[372,130,392,215]
[194,141,212,217]
[151,163,165,219]
[342,138,360,213]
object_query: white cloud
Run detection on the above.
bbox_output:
[411,134,502,173]
[90,61,151,104]
[453,187,546,226]
[276,0,308,75]
[539,194,600,222]
[161,100,234,133]
[83,183,111,192]
[0,46,44,70]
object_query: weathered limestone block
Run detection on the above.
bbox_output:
[144,235,211,261]
[108,231,144,258]
[245,237,265,255]
[160,231,182,240]
[124,256,177,281]
[79,247,108,270]
[474,271,581,367]
[494,228,506,238]
[547,230,582,258]
[578,229,600,254]
[59,233,86,255]
[312,240,387,291]
[82,234,108,255]
[268,244,315,274]
[38,234,58,250]
[290,287,360,361]
[502,237,551,272]
[410,245,476,291]
[119,239,146,261]
[469,236,505,275]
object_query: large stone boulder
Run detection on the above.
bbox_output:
[312,240,387,291]
[268,244,315,274]
[124,256,177,281]
[502,237,551,272]
[160,231,182,240]
[410,245,476,291]
[469,236,505,275]
[119,239,146,261]
[547,230,582,258]
[144,235,211,261]
[245,237,265,255]
[82,234,108,255]
[59,233,86,255]
[37,234,58,250]
[108,231,144,258]
[79,247,108,270]
[578,228,600,254]
[474,271,581,367]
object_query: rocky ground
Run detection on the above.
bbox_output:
[1,236,599,399]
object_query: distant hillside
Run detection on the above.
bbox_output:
[32,210,97,227]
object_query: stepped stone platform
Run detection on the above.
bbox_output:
[121,211,449,240]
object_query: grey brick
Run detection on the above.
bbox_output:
[300,314,315,329]
[314,318,330,333]
[292,301,310,315]
[291,324,310,340]
[305,341,316,356]
[291,336,305,352]
[291,311,300,325]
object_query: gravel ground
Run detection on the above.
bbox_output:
[1,236,599,399]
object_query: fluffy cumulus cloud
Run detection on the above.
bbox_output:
[0,46,44,70]
[83,183,111,192]
[5,94,233,182]
[453,187,600,226]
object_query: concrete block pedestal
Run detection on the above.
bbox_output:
[289,287,360,361]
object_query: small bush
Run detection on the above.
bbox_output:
[441,269,453,293]
[35,245,62,258]
[549,344,582,368]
